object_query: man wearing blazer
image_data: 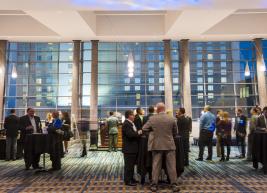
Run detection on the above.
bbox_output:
[256,106,267,130]
[122,110,142,186]
[134,107,144,131]
[20,107,42,170]
[142,103,179,192]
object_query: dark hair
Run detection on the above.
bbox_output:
[109,111,114,116]
[237,108,243,113]
[263,106,267,112]
[62,112,70,119]
[125,110,134,119]
[257,106,262,113]
[251,107,257,114]
[136,107,142,115]
[179,107,185,114]
[148,106,154,113]
[27,107,33,112]
[10,109,15,114]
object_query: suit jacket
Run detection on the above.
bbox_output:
[134,114,143,131]
[256,115,267,130]
[143,112,178,151]
[4,114,20,138]
[177,115,192,138]
[20,115,42,142]
[122,119,140,154]
[234,115,247,135]
[143,113,154,125]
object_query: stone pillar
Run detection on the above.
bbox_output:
[90,40,99,131]
[71,40,81,122]
[254,38,267,108]
[0,40,7,125]
[180,39,192,117]
[163,39,173,112]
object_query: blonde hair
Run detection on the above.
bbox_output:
[46,112,52,121]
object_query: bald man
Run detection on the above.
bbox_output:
[142,103,179,192]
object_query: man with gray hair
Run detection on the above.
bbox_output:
[196,105,216,161]
[142,102,179,192]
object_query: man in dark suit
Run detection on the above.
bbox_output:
[234,108,247,158]
[256,106,267,130]
[4,109,20,161]
[134,107,144,131]
[176,107,192,166]
[122,110,142,186]
[20,107,42,170]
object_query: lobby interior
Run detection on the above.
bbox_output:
[0,0,267,192]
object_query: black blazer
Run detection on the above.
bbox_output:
[122,120,140,154]
[256,115,267,129]
[177,115,192,138]
[134,115,143,131]
[234,115,247,134]
[19,115,42,142]
[4,114,20,138]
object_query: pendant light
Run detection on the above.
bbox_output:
[245,61,250,77]
[11,64,18,78]
[127,52,134,78]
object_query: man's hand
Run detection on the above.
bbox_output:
[26,125,33,130]
[56,130,64,135]
[138,130,142,135]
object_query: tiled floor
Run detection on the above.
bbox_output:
[0,145,266,193]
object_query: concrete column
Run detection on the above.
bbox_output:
[71,40,81,121]
[0,40,7,125]
[90,40,99,131]
[254,38,267,108]
[163,39,173,112]
[180,39,192,117]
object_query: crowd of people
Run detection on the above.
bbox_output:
[196,105,267,163]
[4,108,72,171]
[3,103,267,192]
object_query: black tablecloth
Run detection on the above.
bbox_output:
[24,134,52,155]
[0,138,23,160]
[137,135,184,178]
[252,131,267,174]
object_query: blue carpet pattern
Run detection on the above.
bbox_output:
[0,145,266,193]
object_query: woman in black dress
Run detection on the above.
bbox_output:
[61,112,71,153]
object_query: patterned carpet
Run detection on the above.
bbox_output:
[0,144,266,193]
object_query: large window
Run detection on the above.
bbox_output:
[190,41,258,119]
[80,42,91,118]
[5,42,73,119]
[262,40,267,86]
[96,42,165,117]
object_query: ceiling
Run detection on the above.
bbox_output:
[0,0,267,42]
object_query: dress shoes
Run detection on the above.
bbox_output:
[172,184,180,192]
[125,182,137,186]
[33,166,43,170]
[195,158,203,161]
[150,184,158,192]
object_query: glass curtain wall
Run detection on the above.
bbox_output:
[80,42,91,119]
[190,41,258,119]
[5,42,73,119]
[262,40,267,86]
[96,42,166,118]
